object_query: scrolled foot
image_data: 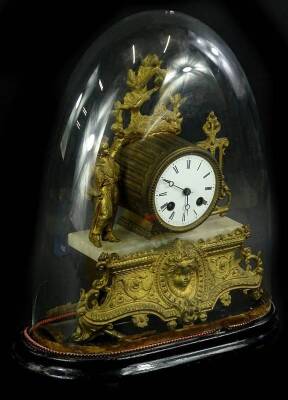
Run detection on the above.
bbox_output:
[71,323,95,342]
[219,292,231,307]
[104,325,125,339]
[167,319,177,330]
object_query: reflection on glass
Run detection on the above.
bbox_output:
[25,10,273,360]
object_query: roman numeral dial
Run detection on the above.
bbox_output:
[154,151,219,231]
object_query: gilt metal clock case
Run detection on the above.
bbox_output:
[117,132,222,235]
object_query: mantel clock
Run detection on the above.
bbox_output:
[15,10,276,379]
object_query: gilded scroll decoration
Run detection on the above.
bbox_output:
[72,226,264,342]
[197,111,231,216]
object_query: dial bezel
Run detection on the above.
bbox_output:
[149,146,221,232]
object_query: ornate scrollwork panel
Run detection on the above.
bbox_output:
[72,225,264,342]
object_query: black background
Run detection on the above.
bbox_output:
[1,0,287,393]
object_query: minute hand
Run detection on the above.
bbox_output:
[185,195,190,214]
[163,179,184,191]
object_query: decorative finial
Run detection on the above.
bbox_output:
[202,111,221,143]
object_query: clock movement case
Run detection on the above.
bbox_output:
[117,134,221,235]
[13,10,277,379]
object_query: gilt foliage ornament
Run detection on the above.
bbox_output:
[110,54,186,153]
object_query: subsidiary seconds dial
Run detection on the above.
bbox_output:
[153,150,220,232]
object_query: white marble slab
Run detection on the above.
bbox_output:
[68,215,242,261]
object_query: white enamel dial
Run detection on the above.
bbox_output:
[153,153,218,230]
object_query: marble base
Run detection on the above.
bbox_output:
[68,215,242,261]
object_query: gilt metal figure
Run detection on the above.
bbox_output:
[89,143,120,247]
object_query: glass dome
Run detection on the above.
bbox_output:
[25,10,274,358]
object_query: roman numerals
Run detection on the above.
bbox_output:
[154,154,216,229]
[169,211,175,220]
[160,203,168,211]
[160,202,176,221]
[197,160,202,171]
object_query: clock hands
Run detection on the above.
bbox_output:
[155,154,217,228]
[163,177,208,221]
[185,194,190,214]
[182,191,191,222]
[162,178,184,191]
[163,179,194,199]
[163,178,194,219]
